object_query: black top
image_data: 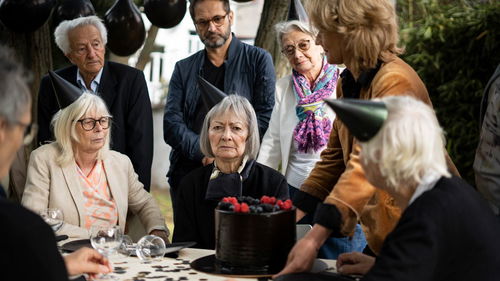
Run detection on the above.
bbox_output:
[192,54,226,134]
[0,190,68,281]
[172,162,289,249]
[363,176,500,281]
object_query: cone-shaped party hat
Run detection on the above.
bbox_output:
[49,71,83,109]
[198,75,228,111]
[325,98,388,142]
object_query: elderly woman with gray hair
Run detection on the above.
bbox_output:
[22,78,169,242]
[257,20,366,258]
[276,96,500,280]
[173,95,288,249]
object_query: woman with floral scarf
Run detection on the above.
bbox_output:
[257,20,366,259]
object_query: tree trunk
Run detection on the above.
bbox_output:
[254,0,291,79]
[0,20,53,200]
[135,25,159,71]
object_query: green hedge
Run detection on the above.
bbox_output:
[398,1,500,185]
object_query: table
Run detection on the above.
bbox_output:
[98,248,337,281]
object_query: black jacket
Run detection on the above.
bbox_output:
[0,186,68,281]
[37,61,153,190]
[364,176,500,281]
[172,162,288,249]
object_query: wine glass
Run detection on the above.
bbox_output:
[136,235,166,263]
[39,208,64,232]
[90,225,122,280]
[117,234,134,257]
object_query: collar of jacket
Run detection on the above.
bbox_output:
[199,33,242,73]
[341,61,382,99]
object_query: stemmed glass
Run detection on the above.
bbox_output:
[40,208,64,232]
[90,225,122,280]
[136,235,166,263]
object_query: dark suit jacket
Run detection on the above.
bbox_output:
[37,61,153,191]
[364,176,500,281]
[0,184,69,281]
[172,162,288,249]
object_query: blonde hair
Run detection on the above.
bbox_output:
[51,93,111,166]
[360,96,451,191]
[306,0,403,75]
[200,95,260,159]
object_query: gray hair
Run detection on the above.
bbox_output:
[360,95,451,190]
[52,93,111,166]
[54,16,108,55]
[0,45,31,124]
[274,20,317,49]
[200,95,260,159]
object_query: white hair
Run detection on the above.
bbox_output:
[52,93,111,166]
[54,16,108,55]
[200,95,260,159]
[360,95,451,190]
[274,20,317,49]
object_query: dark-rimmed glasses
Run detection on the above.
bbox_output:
[194,13,228,29]
[77,117,112,131]
[12,121,38,145]
[281,40,311,57]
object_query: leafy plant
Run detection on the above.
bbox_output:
[398,0,500,184]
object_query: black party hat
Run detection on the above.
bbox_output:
[49,71,83,109]
[325,98,388,142]
[198,76,227,111]
[287,0,309,22]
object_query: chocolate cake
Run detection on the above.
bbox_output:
[214,196,296,274]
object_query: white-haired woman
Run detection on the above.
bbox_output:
[258,20,365,258]
[22,93,169,242]
[277,96,500,281]
[173,95,289,249]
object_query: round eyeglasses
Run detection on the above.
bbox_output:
[77,117,112,131]
[281,40,311,57]
[194,13,228,29]
[12,121,38,145]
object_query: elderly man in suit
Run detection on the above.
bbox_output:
[37,16,153,191]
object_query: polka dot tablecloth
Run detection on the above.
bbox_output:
[87,248,337,281]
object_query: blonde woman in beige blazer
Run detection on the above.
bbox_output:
[22,91,168,241]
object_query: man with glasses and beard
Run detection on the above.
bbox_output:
[163,0,276,214]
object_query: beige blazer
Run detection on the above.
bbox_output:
[22,143,167,239]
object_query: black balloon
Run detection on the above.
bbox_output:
[104,0,146,56]
[53,0,96,28]
[144,0,186,29]
[0,0,55,33]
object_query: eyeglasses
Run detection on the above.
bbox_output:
[281,40,311,57]
[11,120,38,145]
[77,117,112,131]
[194,13,228,29]
[72,40,104,56]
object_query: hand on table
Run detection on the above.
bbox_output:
[273,224,332,279]
[64,247,112,278]
[272,236,320,279]
[149,229,170,244]
[337,252,375,275]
